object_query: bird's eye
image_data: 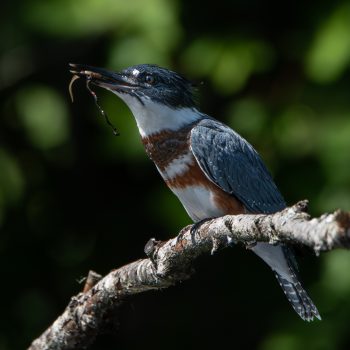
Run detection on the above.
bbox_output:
[145,75,155,85]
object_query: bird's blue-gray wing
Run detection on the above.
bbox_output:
[191,120,322,320]
[190,118,286,214]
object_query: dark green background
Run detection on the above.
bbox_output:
[1,0,350,349]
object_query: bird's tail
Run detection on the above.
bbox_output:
[274,271,321,322]
[252,243,321,321]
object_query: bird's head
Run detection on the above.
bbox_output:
[69,63,201,137]
[70,63,197,108]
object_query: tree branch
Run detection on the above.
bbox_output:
[28,201,350,350]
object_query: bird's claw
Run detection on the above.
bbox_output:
[189,218,212,242]
[175,219,211,244]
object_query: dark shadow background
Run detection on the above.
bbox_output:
[1,0,350,349]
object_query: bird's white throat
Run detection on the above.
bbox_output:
[113,91,202,137]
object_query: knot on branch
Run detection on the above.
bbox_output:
[295,199,309,213]
[83,271,102,293]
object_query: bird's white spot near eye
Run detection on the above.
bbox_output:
[132,69,140,76]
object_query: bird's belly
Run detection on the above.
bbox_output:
[170,185,227,222]
[156,151,245,222]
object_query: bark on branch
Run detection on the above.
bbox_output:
[28,200,350,350]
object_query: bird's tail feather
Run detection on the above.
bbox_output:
[274,271,321,321]
[252,243,320,321]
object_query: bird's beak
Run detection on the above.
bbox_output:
[69,63,138,92]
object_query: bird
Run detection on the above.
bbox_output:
[69,63,321,321]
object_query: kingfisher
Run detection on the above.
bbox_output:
[70,63,320,321]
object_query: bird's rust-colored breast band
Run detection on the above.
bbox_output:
[142,124,245,215]
[142,123,195,171]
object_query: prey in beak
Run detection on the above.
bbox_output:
[69,63,140,94]
[69,63,133,136]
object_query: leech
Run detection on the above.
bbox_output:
[85,78,120,136]
[69,75,80,102]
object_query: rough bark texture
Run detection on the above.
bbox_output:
[28,201,350,350]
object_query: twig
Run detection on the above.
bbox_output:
[28,201,350,350]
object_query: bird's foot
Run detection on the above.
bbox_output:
[176,226,191,244]
[175,218,212,244]
[189,218,212,242]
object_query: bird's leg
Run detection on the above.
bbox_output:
[175,225,192,243]
[189,218,212,242]
[176,218,212,243]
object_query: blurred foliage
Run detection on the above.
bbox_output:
[183,38,274,93]
[306,3,350,83]
[16,85,70,149]
[1,0,350,349]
